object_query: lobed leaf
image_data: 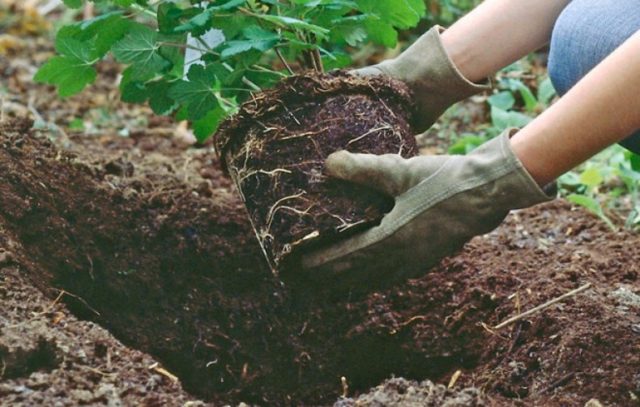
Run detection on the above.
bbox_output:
[34,56,97,97]
[168,64,221,120]
[112,26,171,77]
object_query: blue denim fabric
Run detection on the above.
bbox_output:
[548,0,640,153]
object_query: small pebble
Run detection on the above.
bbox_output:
[631,324,640,334]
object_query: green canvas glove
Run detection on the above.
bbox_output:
[355,26,491,131]
[301,129,555,278]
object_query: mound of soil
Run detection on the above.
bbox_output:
[216,71,418,271]
[1,117,639,406]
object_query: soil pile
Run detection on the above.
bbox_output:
[0,118,638,406]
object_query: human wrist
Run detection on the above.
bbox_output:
[509,132,556,187]
[440,30,485,83]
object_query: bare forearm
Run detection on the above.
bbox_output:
[441,0,571,82]
[511,31,640,186]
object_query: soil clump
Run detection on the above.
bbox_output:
[216,71,418,271]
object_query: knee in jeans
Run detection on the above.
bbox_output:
[548,0,640,96]
[547,3,584,96]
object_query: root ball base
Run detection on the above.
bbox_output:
[216,71,418,271]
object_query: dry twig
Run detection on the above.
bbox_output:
[493,283,592,330]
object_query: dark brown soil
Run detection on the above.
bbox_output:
[0,263,203,406]
[1,117,639,406]
[215,71,418,272]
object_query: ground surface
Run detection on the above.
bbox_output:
[1,4,640,407]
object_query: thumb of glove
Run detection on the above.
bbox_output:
[325,151,449,197]
[351,65,385,77]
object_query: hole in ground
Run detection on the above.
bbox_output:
[0,126,490,405]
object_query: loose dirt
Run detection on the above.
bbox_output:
[1,118,639,406]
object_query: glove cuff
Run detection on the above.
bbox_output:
[378,26,492,130]
[471,128,556,208]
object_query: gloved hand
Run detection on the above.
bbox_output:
[301,129,555,278]
[354,26,491,131]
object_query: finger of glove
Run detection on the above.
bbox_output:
[351,66,384,77]
[325,151,411,196]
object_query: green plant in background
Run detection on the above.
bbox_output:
[559,147,640,231]
[35,0,427,141]
[424,0,480,26]
[447,60,553,155]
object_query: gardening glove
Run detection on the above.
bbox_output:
[355,26,491,131]
[301,129,555,278]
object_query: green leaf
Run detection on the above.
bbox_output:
[168,64,220,120]
[210,15,250,39]
[192,106,228,142]
[93,16,132,57]
[252,14,329,38]
[175,0,246,35]
[121,77,177,115]
[355,0,425,29]
[567,194,601,214]
[221,26,279,58]
[629,153,640,172]
[121,80,147,103]
[147,81,178,115]
[58,12,131,58]
[63,0,83,8]
[505,78,537,112]
[558,171,582,187]
[567,194,616,231]
[331,14,391,46]
[158,2,190,34]
[579,167,604,188]
[112,26,170,76]
[516,83,538,112]
[176,8,215,36]
[448,134,488,155]
[363,17,397,47]
[55,37,94,61]
[35,56,97,97]
[321,52,351,70]
[490,106,532,131]
[68,118,85,131]
[487,91,515,111]
[537,76,556,106]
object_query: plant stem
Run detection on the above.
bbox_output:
[249,65,288,78]
[130,3,157,18]
[275,48,295,75]
[193,37,262,92]
[312,48,324,73]
[303,50,318,71]
[219,62,262,92]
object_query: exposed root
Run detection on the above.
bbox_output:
[264,193,308,233]
[346,124,393,147]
